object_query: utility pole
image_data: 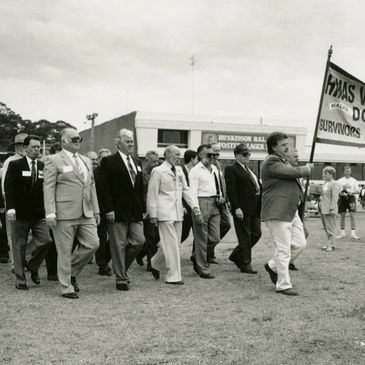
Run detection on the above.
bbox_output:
[190,55,195,115]
[86,113,98,151]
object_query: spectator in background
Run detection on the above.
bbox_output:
[319,166,341,252]
[181,149,198,244]
[0,170,8,263]
[337,166,360,240]
[136,150,160,271]
[94,148,112,276]
[86,151,98,171]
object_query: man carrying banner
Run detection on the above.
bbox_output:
[336,166,360,240]
[261,132,313,296]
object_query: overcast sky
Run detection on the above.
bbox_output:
[1,0,365,144]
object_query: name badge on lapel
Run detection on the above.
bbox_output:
[62,166,73,173]
[137,166,142,172]
[38,171,44,179]
[22,171,31,177]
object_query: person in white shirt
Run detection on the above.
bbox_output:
[189,144,224,279]
[337,166,360,240]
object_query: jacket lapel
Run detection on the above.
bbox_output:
[115,152,134,188]
[60,150,85,184]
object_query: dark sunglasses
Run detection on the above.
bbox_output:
[207,153,220,158]
[71,137,83,143]
[240,151,251,156]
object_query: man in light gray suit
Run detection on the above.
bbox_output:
[261,132,313,296]
[44,128,100,299]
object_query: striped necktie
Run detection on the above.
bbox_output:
[73,154,85,181]
[127,155,136,185]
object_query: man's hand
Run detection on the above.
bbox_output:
[305,163,314,170]
[193,213,204,225]
[7,211,16,223]
[94,213,100,225]
[192,207,200,216]
[217,196,225,206]
[235,208,244,220]
[150,217,158,227]
[106,211,115,224]
[183,207,188,215]
[46,216,57,228]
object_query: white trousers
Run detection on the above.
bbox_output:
[266,212,307,291]
[151,221,182,283]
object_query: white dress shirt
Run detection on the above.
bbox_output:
[118,151,137,184]
[337,176,359,194]
[26,156,37,175]
[189,162,221,207]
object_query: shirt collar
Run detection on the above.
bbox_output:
[26,156,36,166]
[63,149,78,160]
[118,150,130,160]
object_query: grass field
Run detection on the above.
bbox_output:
[1,214,365,365]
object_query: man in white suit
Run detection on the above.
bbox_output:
[147,145,201,285]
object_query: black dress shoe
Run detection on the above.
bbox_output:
[264,263,278,284]
[15,283,29,290]
[30,271,41,285]
[207,257,218,264]
[165,281,184,285]
[136,256,144,267]
[47,274,58,281]
[240,264,258,274]
[228,254,241,269]
[98,267,112,276]
[151,267,160,280]
[116,283,129,291]
[71,276,80,292]
[200,273,215,279]
[289,263,299,271]
[62,292,79,299]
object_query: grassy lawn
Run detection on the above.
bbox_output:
[1,214,364,365]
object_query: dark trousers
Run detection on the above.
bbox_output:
[230,215,261,265]
[0,212,9,260]
[181,210,193,243]
[207,204,231,259]
[13,218,51,284]
[95,217,111,269]
[137,219,159,265]
[45,232,58,276]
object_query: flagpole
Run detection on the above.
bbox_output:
[302,46,333,214]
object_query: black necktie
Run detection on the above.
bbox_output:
[171,165,176,175]
[31,160,36,187]
[127,155,136,185]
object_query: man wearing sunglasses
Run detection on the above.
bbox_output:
[44,128,100,299]
[189,144,223,279]
[224,143,261,274]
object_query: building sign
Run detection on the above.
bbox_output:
[201,132,296,152]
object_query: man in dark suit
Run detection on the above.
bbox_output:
[99,128,145,291]
[225,143,262,274]
[93,148,112,276]
[261,132,313,296]
[0,180,9,264]
[181,149,198,243]
[5,135,51,290]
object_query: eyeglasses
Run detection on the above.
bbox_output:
[207,153,220,158]
[239,151,251,157]
[71,137,83,143]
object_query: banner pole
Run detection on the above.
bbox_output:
[302,46,333,214]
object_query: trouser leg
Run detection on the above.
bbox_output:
[45,233,58,276]
[323,214,336,247]
[349,212,356,230]
[95,217,110,269]
[266,220,292,291]
[290,213,307,262]
[12,220,30,285]
[340,212,346,230]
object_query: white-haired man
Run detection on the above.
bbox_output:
[147,145,200,284]
[99,129,145,291]
[43,128,100,299]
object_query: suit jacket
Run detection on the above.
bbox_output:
[224,161,261,216]
[261,154,310,222]
[182,165,191,212]
[5,157,46,221]
[93,166,105,215]
[147,161,195,222]
[43,150,99,220]
[319,180,341,214]
[99,152,145,222]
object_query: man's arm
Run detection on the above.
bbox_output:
[146,168,160,219]
[264,156,311,180]
[224,166,239,211]
[181,171,199,211]
[188,169,200,208]
[43,156,58,218]
[4,161,18,212]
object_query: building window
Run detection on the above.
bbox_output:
[158,129,188,148]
